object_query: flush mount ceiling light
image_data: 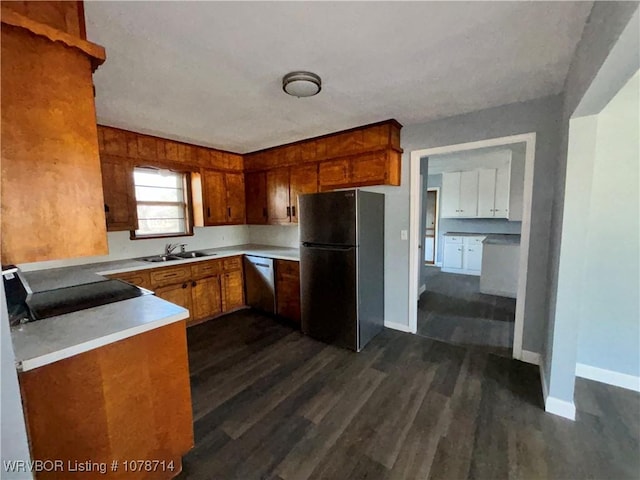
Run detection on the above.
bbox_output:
[282,71,321,98]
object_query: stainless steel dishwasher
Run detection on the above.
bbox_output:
[243,256,276,314]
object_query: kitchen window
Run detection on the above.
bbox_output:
[132,167,192,238]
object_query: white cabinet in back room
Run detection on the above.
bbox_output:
[477,167,510,218]
[441,171,479,218]
[442,235,485,275]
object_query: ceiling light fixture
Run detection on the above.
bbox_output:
[282,71,321,98]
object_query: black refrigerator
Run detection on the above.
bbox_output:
[299,189,384,352]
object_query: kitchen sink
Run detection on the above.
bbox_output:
[173,251,215,258]
[141,255,182,263]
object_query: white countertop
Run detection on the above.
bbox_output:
[11,295,189,372]
[11,244,298,372]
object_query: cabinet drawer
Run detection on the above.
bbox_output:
[191,259,222,279]
[108,270,151,289]
[223,256,242,272]
[465,236,485,245]
[445,236,463,244]
[150,266,191,287]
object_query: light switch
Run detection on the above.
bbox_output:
[401,230,408,240]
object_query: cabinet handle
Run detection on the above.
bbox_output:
[207,207,211,218]
[263,207,267,219]
[192,281,196,287]
[182,283,188,289]
[291,205,296,217]
[228,207,231,218]
[457,248,462,251]
[164,273,178,278]
[104,204,110,213]
[286,206,291,217]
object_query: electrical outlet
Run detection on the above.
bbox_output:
[401,230,408,240]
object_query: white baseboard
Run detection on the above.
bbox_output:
[576,363,640,392]
[539,358,575,421]
[441,268,480,276]
[545,396,576,420]
[435,262,443,267]
[384,321,412,333]
[520,350,540,365]
[418,284,426,295]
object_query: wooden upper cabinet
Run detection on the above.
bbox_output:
[203,169,227,225]
[319,159,350,189]
[101,127,128,157]
[289,164,318,223]
[245,171,268,224]
[100,155,137,231]
[266,168,291,224]
[136,136,157,160]
[225,172,246,224]
[203,170,245,225]
[351,151,387,184]
[3,1,86,39]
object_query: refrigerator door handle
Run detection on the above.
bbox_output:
[301,243,355,251]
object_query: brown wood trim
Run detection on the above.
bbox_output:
[245,118,403,156]
[129,232,195,241]
[244,146,403,173]
[1,6,105,71]
[98,124,242,159]
[76,1,86,40]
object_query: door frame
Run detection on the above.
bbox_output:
[408,132,537,361]
[424,186,439,266]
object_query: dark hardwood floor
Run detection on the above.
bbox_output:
[179,310,639,480]
[418,267,515,357]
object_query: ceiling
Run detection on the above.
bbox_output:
[85,1,592,154]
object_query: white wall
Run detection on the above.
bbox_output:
[544,4,639,405]
[377,94,562,353]
[576,71,639,377]
[247,225,299,248]
[1,284,33,479]
[18,225,250,272]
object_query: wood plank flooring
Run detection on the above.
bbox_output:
[178,310,639,480]
[418,267,515,357]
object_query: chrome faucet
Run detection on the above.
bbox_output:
[165,243,187,255]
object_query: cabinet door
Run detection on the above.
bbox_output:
[266,168,291,224]
[440,172,461,218]
[318,159,349,190]
[108,270,152,290]
[458,170,479,217]
[155,282,192,321]
[276,260,301,324]
[289,164,318,223]
[443,243,464,269]
[494,166,510,218]
[191,275,222,323]
[225,172,246,224]
[351,151,387,185]
[245,171,268,224]
[100,156,137,231]
[464,242,483,272]
[477,169,496,218]
[203,170,227,225]
[222,270,244,312]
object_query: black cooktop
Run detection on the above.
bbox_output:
[26,279,148,321]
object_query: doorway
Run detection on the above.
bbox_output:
[409,133,537,362]
[424,188,438,265]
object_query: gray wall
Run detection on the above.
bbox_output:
[425,173,521,264]
[1,284,33,479]
[544,3,640,403]
[364,94,563,353]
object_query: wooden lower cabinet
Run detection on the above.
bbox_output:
[155,282,193,323]
[191,275,222,323]
[222,269,244,312]
[275,260,301,324]
[19,321,193,480]
[109,256,245,327]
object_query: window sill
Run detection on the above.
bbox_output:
[129,232,194,241]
